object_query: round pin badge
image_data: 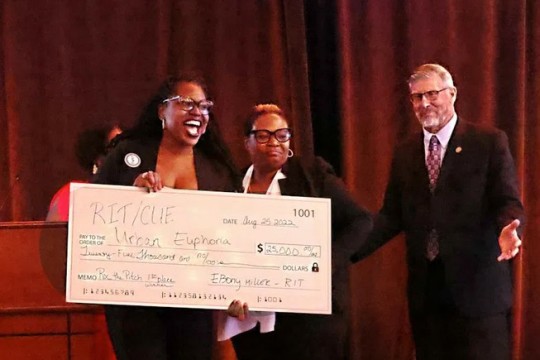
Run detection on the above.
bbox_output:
[124,153,142,168]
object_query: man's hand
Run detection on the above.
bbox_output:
[498,219,522,261]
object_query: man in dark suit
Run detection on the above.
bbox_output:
[350,63,524,360]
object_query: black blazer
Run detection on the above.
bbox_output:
[94,136,238,192]
[277,156,373,316]
[234,156,372,360]
[94,136,239,360]
[243,157,372,359]
[351,119,524,317]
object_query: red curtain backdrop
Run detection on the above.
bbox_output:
[1,1,538,359]
[0,0,312,222]
[338,0,539,359]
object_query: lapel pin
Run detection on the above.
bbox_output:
[455,146,462,153]
[124,153,142,168]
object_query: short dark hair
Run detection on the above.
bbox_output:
[75,125,121,172]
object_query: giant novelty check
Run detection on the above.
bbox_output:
[66,183,331,314]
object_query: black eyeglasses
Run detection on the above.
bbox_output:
[410,88,450,104]
[162,95,214,115]
[249,128,292,144]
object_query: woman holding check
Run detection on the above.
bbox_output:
[220,104,372,360]
[94,75,240,360]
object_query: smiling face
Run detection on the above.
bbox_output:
[409,74,457,133]
[245,113,290,173]
[158,81,209,147]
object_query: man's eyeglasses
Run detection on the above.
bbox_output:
[249,128,292,144]
[163,96,214,115]
[410,88,450,104]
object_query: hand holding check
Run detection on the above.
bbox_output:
[133,171,163,192]
[228,300,249,321]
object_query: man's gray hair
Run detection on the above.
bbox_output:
[408,63,455,88]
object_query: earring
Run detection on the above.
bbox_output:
[160,118,165,130]
[92,164,98,175]
[288,149,294,158]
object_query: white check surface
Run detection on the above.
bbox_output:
[66,183,331,314]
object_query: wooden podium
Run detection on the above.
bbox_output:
[0,222,114,360]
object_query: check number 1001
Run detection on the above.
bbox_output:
[293,208,315,217]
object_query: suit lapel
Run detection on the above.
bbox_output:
[410,133,431,192]
[277,159,307,196]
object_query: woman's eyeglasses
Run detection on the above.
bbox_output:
[163,96,214,115]
[249,128,292,144]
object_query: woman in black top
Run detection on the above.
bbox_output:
[95,75,240,360]
[225,104,372,360]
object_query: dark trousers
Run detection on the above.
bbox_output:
[410,258,511,360]
[105,306,213,360]
[232,313,348,360]
[231,324,277,360]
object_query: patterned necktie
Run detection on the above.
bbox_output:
[426,135,441,192]
[426,135,441,260]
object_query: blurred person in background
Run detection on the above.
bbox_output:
[45,123,121,360]
[46,124,122,221]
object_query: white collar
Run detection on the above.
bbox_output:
[242,165,286,195]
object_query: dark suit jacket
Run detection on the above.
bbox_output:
[235,156,372,360]
[278,156,373,317]
[351,119,524,317]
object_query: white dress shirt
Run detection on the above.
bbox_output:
[217,165,286,341]
[422,113,457,162]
